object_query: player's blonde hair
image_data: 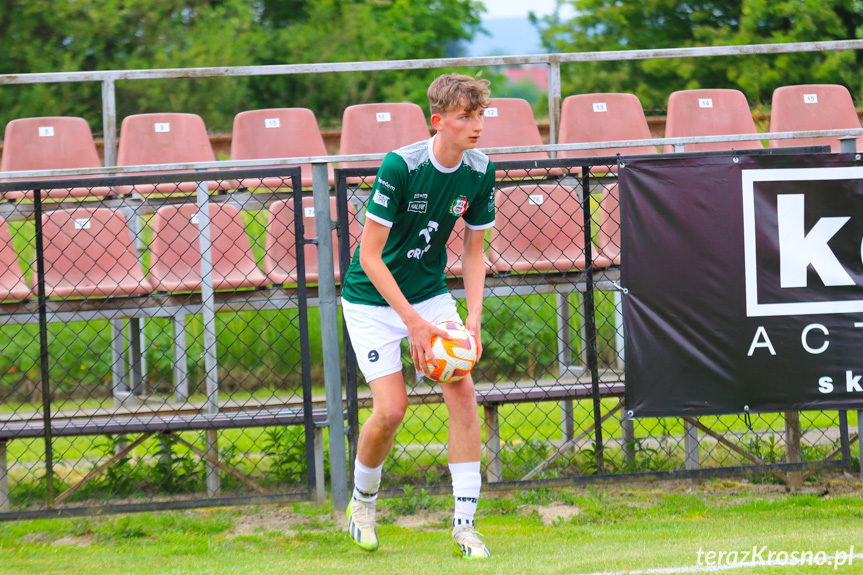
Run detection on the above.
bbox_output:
[427,72,491,116]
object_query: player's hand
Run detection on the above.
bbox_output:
[406,316,449,375]
[465,313,483,362]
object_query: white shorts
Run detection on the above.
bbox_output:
[342,293,461,382]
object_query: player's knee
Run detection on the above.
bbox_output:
[376,401,407,432]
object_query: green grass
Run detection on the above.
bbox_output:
[0,483,861,574]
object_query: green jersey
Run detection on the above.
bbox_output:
[341,136,496,306]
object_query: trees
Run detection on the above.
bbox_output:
[0,0,483,132]
[533,0,863,110]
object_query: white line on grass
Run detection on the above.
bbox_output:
[578,553,863,575]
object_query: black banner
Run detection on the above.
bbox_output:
[620,154,863,417]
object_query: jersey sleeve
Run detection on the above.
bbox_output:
[364,152,408,228]
[462,160,496,230]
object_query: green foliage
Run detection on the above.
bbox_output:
[0,0,484,131]
[534,0,863,108]
[261,426,307,483]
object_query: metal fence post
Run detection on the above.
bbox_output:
[313,162,349,511]
[196,179,221,498]
[101,79,117,168]
[684,418,700,470]
[547,59,561,158]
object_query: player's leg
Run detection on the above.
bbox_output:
[441,373,490,558]
[342,300,408,552]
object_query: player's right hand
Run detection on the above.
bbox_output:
[406,316,449,375]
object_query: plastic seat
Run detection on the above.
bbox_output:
[116,113,237,195]
[40,208,152,298]
[445,217,492,277]
[0,117,112,200]
[559,94,657,168]
[489,184,604,273]
[230,108,335,189]
[338,103,431,172]
[0,218,31,301]
[478,98,563,179]
[596,183,620,266]
[769,84,861,152]
[264,196,360,285]
[149,203,269,292]
[663,89,763,153]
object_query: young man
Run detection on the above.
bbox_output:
[340,73,495,559]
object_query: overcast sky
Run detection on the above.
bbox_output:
[481,0,574,20]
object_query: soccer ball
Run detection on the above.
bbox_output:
[425,320,477,383]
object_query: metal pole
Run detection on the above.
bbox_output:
[173,314,189,402]
[101,79,117,167]
[858,410,863,495]
[313,162,349,511]
[581,170,604,473]
[196,179,220,498]
[0,440,7,513]
[33,188,54,508]
[547,59,562,158]
[684,418,700,470]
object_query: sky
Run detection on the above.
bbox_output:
[465,1,576,56]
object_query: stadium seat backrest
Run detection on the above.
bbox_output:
[0,116,110,200]
[230,108,334,188]
[40,208,151,298]
[0,218,31,302]
[339,103,430,169]
[149,203,267,292]
[116,113,233,194]
[769,84,861,152]
[444,217,492,277]
[264,197,360,285]
[663,89,762,153]
[478,98,560,179]
[559,93,657,159]
[488,184,588,273]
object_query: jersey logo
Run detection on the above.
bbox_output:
[450,196,468,216]
[408,201,427,213]
[407,221,439,260]
[372,190,389,207]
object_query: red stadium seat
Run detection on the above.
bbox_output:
[230,108,335,189]
[663,89,763,153]
[769,84,861,152]
[0,218,31,302]
[338,103,431,171]
[40,208,152,298]
[116,113,237,195]
[149,203,268,292]
[0,116,111,200]
[264,196,360,285]
[445,217,492,277]
[559,94,657,165]
[489,184,605,273]
[596,183,620,266]
[478,98,563,179]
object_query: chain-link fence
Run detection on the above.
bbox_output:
[0,167,325,519]
[0,155,858,520]
[337,156,858,498]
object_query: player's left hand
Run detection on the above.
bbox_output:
[464,314,483,362]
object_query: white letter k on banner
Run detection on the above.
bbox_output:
[777,194,854,288]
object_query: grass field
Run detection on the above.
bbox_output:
[1,476,861,575]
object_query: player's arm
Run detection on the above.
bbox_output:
[461,226,486,361]
[358,218,448,374]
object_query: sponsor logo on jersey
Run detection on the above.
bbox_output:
[450,196,468,216]
[408,201,427,213]
[372,190,389,207]
[378,179,395,192]
[413,193,428,200]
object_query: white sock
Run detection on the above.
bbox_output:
[450,461,481,530]
[353,458,383,502]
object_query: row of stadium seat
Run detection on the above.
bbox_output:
[1,84,857,200]
[0,183,620,302]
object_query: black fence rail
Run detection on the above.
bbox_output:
[336,153,857,499]
[0,167,323,519]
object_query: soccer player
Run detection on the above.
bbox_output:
[341,72,496,559]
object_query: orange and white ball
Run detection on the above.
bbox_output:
[425,320,477,383]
